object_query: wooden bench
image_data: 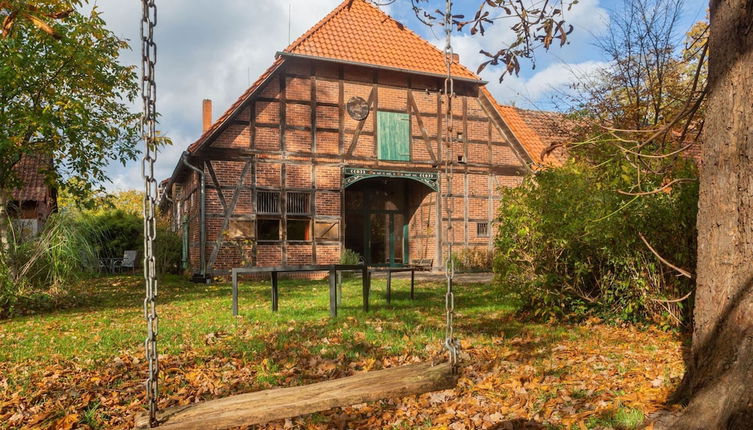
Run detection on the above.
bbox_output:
[412,258,434,271]
[231,265,368,318]
[368,264,427,304]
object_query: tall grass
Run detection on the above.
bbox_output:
[0,211,99,317]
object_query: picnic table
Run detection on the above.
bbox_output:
[368,266,420,304]
[231,264,368,318]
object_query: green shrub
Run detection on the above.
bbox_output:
[340,248,363,265]
[155,226,183,275]
[85,210,142,259]
[0,211,99,317]
[494,160,697,328]
[452,247,493,272]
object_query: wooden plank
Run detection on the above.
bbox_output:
[232,270,239,316]
[363,267,370,312]
[329,269,337,317]
[411,269,415,300]
[271,271,279,312]
[386,270,392,304]
[134,362,456,430]
[233,264,364,274]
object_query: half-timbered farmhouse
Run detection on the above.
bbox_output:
[160,0,565,279]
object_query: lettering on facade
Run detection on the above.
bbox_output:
[343,167,439,191]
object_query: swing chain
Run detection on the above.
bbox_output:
[141,0,159,426]
[443,0,460,372]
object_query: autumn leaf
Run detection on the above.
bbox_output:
[53,413,78,430]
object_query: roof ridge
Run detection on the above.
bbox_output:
[283,0,355,54]
[500,104,565,116]
[283,0,477,79]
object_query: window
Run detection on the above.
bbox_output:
[477,222,489,238]
[286,192,310,215]
[257,191,280,214]
[377,111,410,161]
[287,219,311,241]
[257,219,280,241]
[228,219,255,239]
[315,221,339,241]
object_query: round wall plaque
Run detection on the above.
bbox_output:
[346,96,370,121]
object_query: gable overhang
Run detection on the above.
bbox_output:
[478,87,537,171]
[277,51,487,85]
[160,58,286,207]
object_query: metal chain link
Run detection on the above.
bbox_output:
[141,0,159,426]
[443,0,460,373]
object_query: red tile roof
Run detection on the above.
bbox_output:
[283,0,478,81]
[186,0,479,156]
[186,58,283,153]
[493,103,572,166]
[178,0,571,185]
[11,155,51,202]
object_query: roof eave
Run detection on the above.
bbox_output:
[162,59,286,194]
[277,51,487,85]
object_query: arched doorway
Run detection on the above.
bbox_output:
[344,177,434,266]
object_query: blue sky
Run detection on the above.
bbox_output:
[97,0,707,191]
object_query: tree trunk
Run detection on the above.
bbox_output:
[0,192,10,255]
[664,1,753,428]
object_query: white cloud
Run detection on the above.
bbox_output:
[429,0,609,109]
[98,0,341,191]
[98,0,609,190]
[489,60,609,110]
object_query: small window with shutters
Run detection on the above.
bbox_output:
[257,191,280,214]
[315,221,339,241]
[377,111,410,161]
[286,192,311,215]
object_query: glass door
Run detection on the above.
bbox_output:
[368,213,389,265]
[365,212,407,266]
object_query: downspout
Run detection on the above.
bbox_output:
[181,152,206,278]
[158,183,176,231]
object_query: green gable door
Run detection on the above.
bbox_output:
[377,111,410,161]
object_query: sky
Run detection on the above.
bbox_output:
[96,0,707,191]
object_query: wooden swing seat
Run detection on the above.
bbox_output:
[134,361,456,430]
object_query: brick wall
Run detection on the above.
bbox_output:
[170,57,529,275]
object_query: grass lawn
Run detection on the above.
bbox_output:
[0,274,684,429]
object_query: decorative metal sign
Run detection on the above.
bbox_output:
[346,96,370,121]
[343,167,439,191]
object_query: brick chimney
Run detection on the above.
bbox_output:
[202,99,212,132]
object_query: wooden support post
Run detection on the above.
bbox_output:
[386,271,392,304]
[336,272,343,307]
[329,269,337,318]
[271,271,279,312]
[232,269,239,316]
[363,268,370,312]
[410,269,415,300]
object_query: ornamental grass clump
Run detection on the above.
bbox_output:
[0,211,99,317]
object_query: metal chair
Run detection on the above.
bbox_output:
[117,250,138,273]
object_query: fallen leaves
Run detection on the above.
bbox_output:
[0,277,686,429]
[0,323,683,429]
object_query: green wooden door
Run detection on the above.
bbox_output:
[377,111,410,161]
